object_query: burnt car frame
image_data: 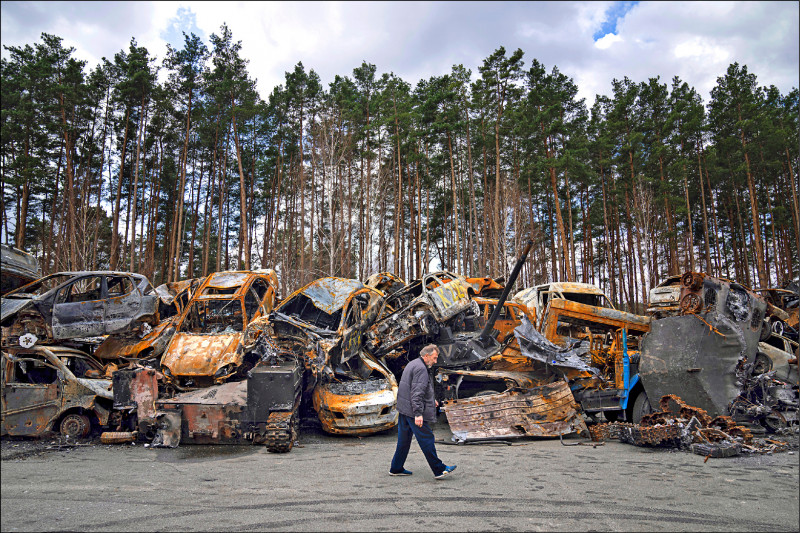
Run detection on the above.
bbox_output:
[160,270,278,389]
[270,277,398,435]
[1,271,160,349]
[1,346,114,438]
[366,270,478,360]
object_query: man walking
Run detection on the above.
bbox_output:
[389,344,457,479]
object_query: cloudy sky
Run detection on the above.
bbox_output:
[1,1,797,106]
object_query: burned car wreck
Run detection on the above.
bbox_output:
[2,346,113,438]
[365,270,480,377]
[270,277,398,436]
[94,278,199,364]
[160,270,278,389]
[1,271,161,349]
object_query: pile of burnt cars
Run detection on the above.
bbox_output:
[2,247,796,458]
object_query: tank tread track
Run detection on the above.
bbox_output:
[265,411,296,453]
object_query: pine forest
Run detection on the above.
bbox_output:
[2,27,798,312]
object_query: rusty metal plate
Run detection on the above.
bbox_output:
[443,381,587,441]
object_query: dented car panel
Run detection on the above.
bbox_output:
[1,346,113,437]
[442,380,588,441]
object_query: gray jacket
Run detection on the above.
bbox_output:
[396,356,436,422]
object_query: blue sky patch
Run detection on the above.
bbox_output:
[161,6,206,50]
[593,1,638,41]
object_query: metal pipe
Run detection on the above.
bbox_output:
[477,240,533,346]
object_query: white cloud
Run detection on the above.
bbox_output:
[594,33,623,50]
[1,1,797,108]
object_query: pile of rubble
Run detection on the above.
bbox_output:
[590,394,794,458]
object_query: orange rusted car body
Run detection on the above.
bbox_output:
[160,270,278,389]
[540,299,650,348]
[473,297,535,343]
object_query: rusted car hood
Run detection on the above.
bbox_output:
[300,278,364,314]
[161,333,240,376]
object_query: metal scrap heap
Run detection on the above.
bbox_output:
[589,394,792,458]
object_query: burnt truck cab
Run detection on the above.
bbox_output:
[1,346,113,438]
[513,282,616,329]
[160,270,278,389]
[1,271,159,349]
[270,277,398,435]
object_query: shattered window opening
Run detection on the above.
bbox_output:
[183,299,245,334]
[12,357,58,384]
[57,276,103,304]
[561,292,606,308]
[107,276,135,298]
[4,274,72,297]
[244,288,261,323]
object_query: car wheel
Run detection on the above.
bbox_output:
[60,413,91,438]
[631,391,653,424]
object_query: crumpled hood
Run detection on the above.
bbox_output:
[161,333,241,376]
[1,297,34,322]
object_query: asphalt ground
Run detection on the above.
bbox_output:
[1,422,798,532]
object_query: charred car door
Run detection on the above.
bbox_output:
[339,295,366,364]
[51,275,105,339]
[104,275,144,334]
[1,352,61,436]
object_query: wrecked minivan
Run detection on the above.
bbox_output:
[270,277,398,435]
[159,270,278,389]
[1,346,113,438]
[1,271,160,349]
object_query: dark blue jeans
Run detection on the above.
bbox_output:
[390,413,446,476]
